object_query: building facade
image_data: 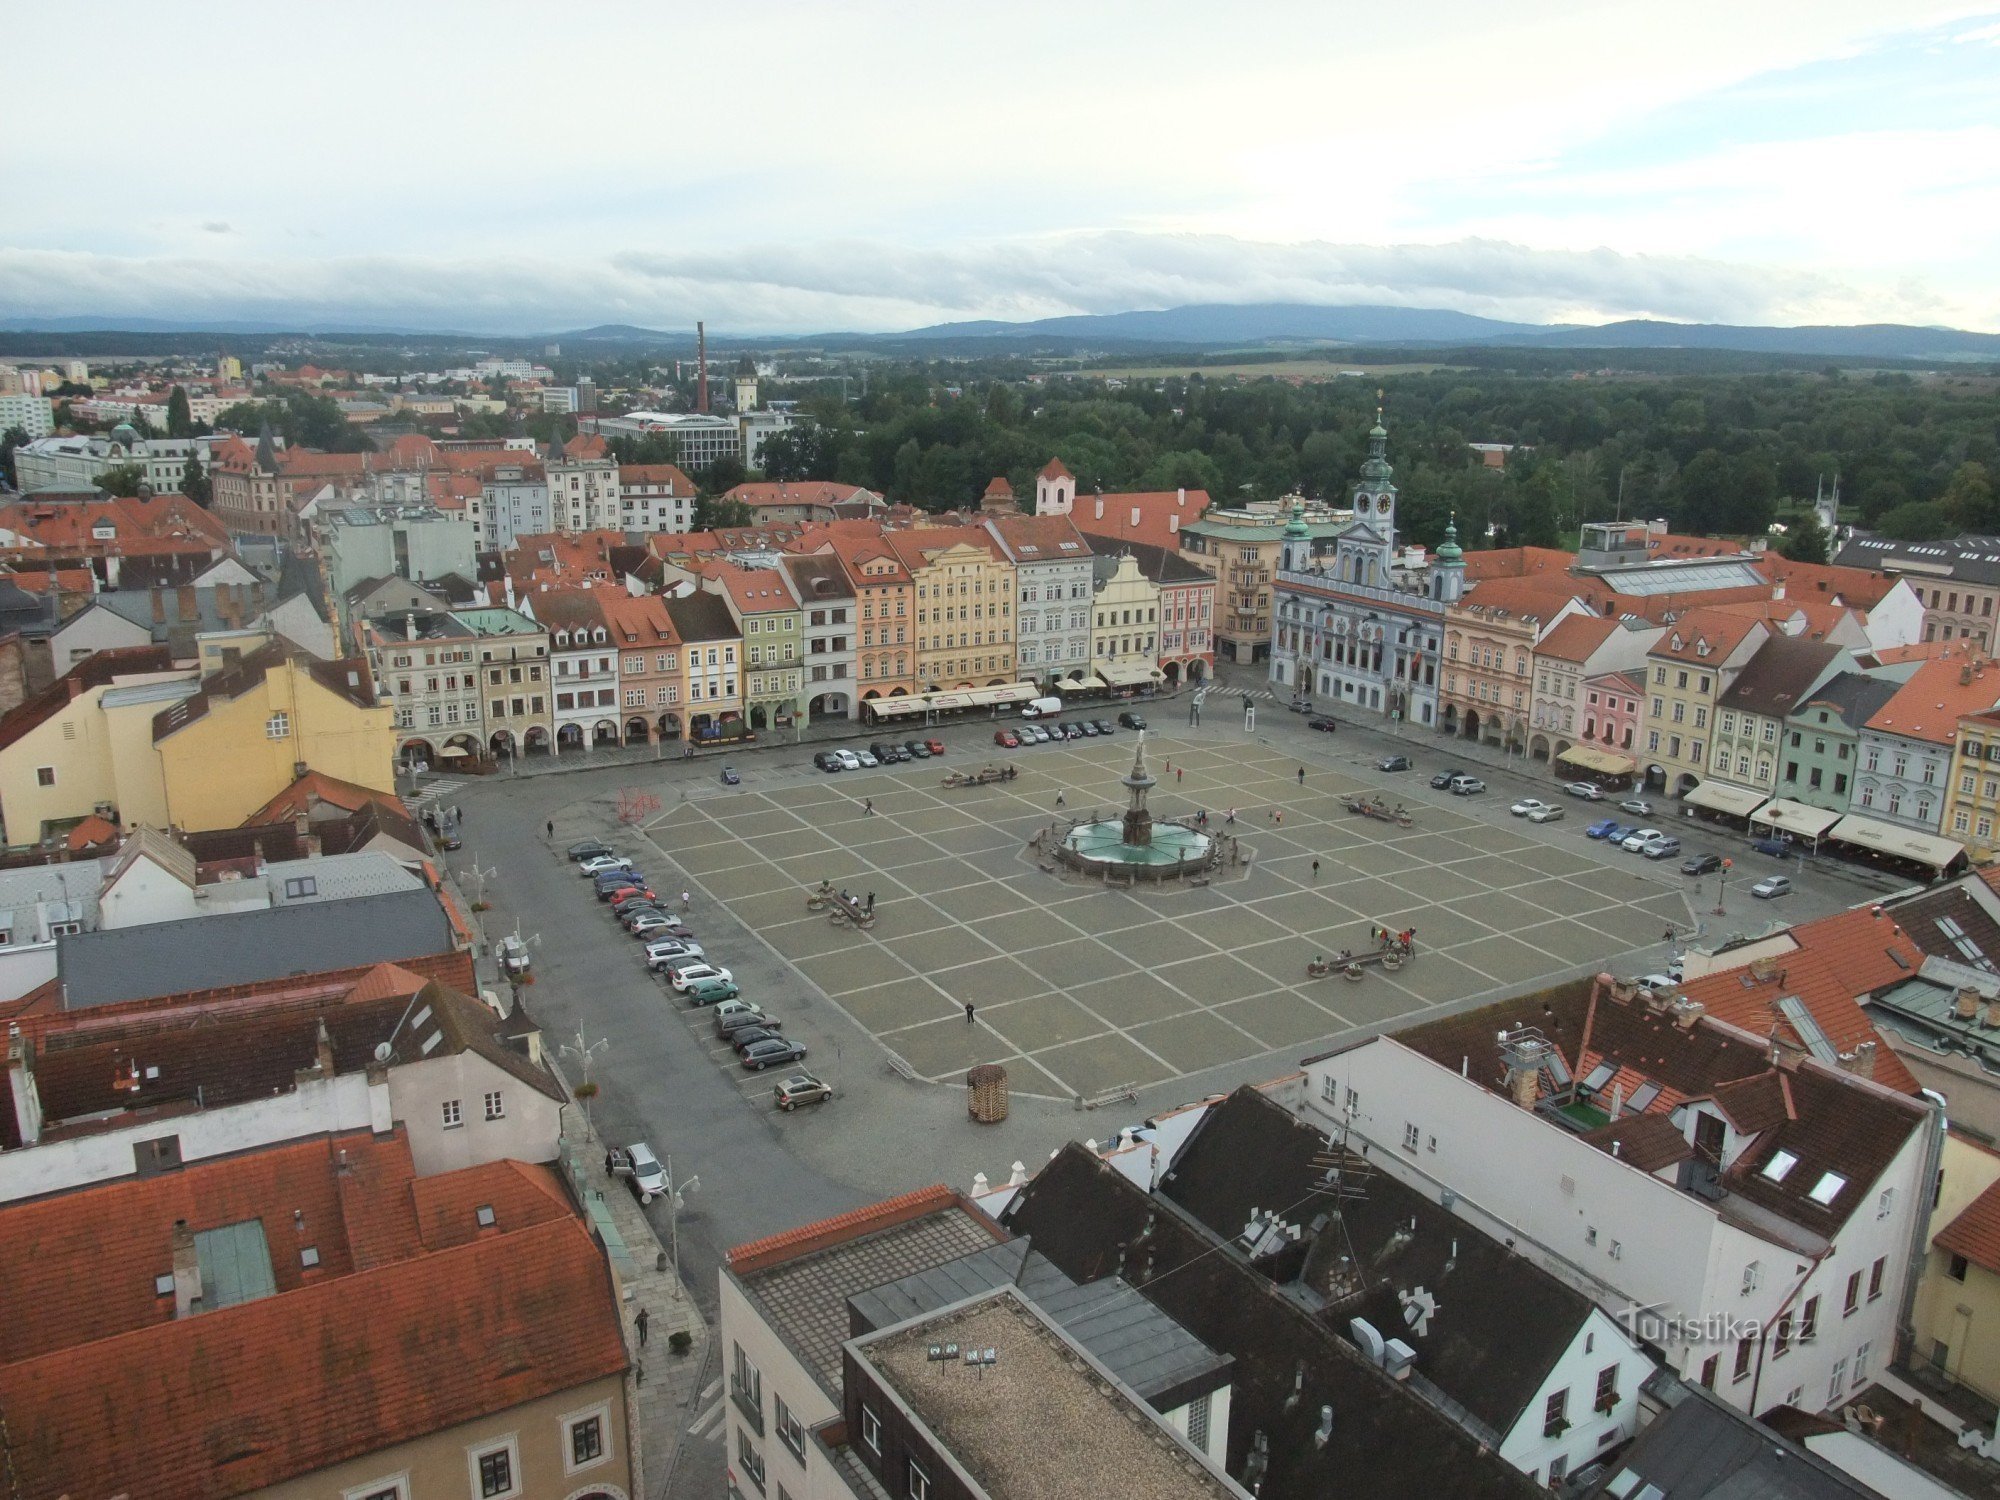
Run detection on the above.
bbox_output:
[455,606,554,758]
[546,433,619,531]
[1854,646,1998,831]
[364,613,485,768]
[1088,552,1163,691]
[1835,534,2000,653]
[889,528,1016,691]
[600,590,685,745]
[664,590,743,742]
[618,462,696,534]
[1779,673,1900,814]
[1641,611,1770,796]
[1707,637,1848,796]
[987,513,1095,689]
[783,553,858,721]
[525,589,624,751]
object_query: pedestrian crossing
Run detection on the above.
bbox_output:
[406,777,467,807]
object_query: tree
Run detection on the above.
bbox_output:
[1779,510,1830,564]
[699,456,748,497]
[96,463,147,497]
[692,495,753,530]
[1875,499,1954,542]
[1941,462,1996,532]
[179,453,210,508]
[0,425,26,489]
[165,386,192,438]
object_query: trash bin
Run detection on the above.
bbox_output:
[967,1064,1009,1123]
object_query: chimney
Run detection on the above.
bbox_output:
[1841,1040,1878,1080]
[314,1017,334,1078]
[697,322,709,413]
[1673,999,1705,1031]
[1131,505,1141,531]
[7,1024,41,1147]
[150,588,166,625]
[1177,487,1186,508]
[1509,1064,1539,1110]
[170,1220,203,1317]
[1772,580,1786,600]
[1093,496,1104,521]
[1986,998,2000,1029]
[1169,513,1180,536]
[1956,987,1981,1021]
[1962,665,1974,687]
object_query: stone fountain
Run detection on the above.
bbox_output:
[1052,731,1215,882]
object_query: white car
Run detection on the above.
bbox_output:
[1510,798,1552,818]
[666,962,734,991]
[855,749,879,767]
[1639,973,1678,991]
[1751,875,1793,899]
[644,938,707,967]
[1619,798,1654,816]
[1563,782,1603,800]
[1527,805,1566,823]
[835,749,862,771]
[1620,827,1664,852]
[618,1141,668,1204]
[578,854,632,876]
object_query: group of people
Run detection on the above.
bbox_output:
[1370,924,1417,955]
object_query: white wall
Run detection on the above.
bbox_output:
[96,856,197,929]
[1157,1385,1231,1467]
[1497,1308,1655,1484]
[51,608,151,672]
[0,944,57,1004]
[388,1049,560,1176]
[1863,582,1926,651]
[719,1270,831,1500]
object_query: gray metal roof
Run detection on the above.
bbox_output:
[849,1241,1231,1404]
[1598,559,1768,595]
[56,888,457,1009]
[1581,1381,1876,1500]
[1836,532,2000,587]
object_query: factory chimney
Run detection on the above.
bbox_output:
[697,322,709,413]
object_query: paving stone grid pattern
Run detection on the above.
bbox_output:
[639,738,1691,1101]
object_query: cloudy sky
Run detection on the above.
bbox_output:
[5,1,1998,334]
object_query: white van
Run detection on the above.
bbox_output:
[1021,697,1063,718]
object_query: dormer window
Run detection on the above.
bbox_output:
[1761,1150,1798,1182]
[1808,1172,1846,1206]
[1696,640,1712,657]
[1670,634,1682,651]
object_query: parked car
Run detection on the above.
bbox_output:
[1092,719,1116,735]
[1510,798,1552,817]
[1585,818,1620,839]
[709,998,770,1029]
[607,886,660,908]
[617,1141,667,1204]
[579,854,633,876]
[627,914,681,937]
[835,749,862,770]
[995,729,1020,748]
[1680,853,1723,876]
[717,1009,784,1040]
[1640,973,1679,992]
[682,976,741,1005]
[1620,827,1664,852]
[1619,798,1654,816]
[568,839,615,862]
[1752,875,1794,899]
[868,742,899,763]
[595,872,648,896]
[666,962,733,991]
[1308,716,1338,732]
[645,939,707,968]
[730,1026,790,1055]
[1641,835,1682,860]
[1026,724,1051,743]
[740,1037,809,1070]
[1118,711,1147,729]
[774,1073,834,1111]
[1448,775,1486,796]
[1430,770,1459,790]
[814,750,845,772]
[1752,835,1793,857]
[904,739,932,758]
[855,749,880,767]
[1077,720,1101,736]
[1379,755,1413,772]
[1562,782,1603,801]
[925,739,945,755]
[1528,805,1565,823]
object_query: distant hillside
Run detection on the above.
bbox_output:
[1507,318,2000,360]
[905,303,1547,345]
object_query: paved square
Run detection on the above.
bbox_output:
[638,737,1693,1099]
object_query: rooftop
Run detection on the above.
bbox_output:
[1715,635,1845,718]
[857,1290,1243,1500]
[1580,1380,1877,1500]
[1863,645,2000,745]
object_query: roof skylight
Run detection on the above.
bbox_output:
[1761,1150,1798,1182]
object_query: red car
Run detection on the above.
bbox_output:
[994,729,1019,748]
[926,739,945,755]
[608,886,659,909]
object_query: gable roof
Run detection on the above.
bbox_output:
[1161,1087,1599,1440]
[1795,671,1902,732]
[1935,1173,2000,1276]
[0,644,175,756]
[1862,644,2000,745]
[1082,530,1215,585]
[1068,488,1214,553]
[1647,607,1765,664]
[1533,612,1621,664]
[150,640,375,744]
[1713,635,1844,718]
[1003,1145,1540,1500]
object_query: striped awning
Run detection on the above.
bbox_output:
[1557,745,1636,776]
[1827,814,1965,872]
[1681,780,1769,818]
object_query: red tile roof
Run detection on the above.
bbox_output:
[1462,546,1577,582]
[699,558,797,613]
[728,1183,969,1274]
[1454,575,1594,624]
[725,480,877,509]
[1039,457,1072,480]
[621,462,696,492]
[1936,1174,2000,1275]
[1069,489,1213,554]
[1755,555,1900,610]
[1863,643,2000,745]
[1532,613,1620,663]
[1647,607,1766,664]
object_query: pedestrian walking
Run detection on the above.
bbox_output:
[863,797,875,816]
[604,1148,615,1176]
[867,890,876,914]
[1312,858,1321,879]
[1056,789,1067,808]
[965,1002,976,1025]
[1275,810,1284,826]
[1177,767,1184,784]
[635,1307,650,1347]
[547,819,554,839]
[1226,808,1237,825]
[680,889,692,911]
[1298,766,1306,785]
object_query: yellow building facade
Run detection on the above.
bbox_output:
[892,530,1016,690]
[1089,553,1163,687]
[1910,1132,2000,1402]
[1944,708,2000,863]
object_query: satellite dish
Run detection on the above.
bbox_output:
[374,1041,393,1062]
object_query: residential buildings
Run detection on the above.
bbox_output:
[618,461,697,533]
[1090,532,1216,685]
[1854,643,1998,831]
[1442,580,1585,752]
[986,511,1096,688]
[726,480,886,526]
[1298,974,1937,1419]
[1780,672,1901,814]
[1187,502,1346,666]
[321,502,478,604]
[1641,609,1771,796]
[1707,636,1849,795]
[797,522,916,709]
[546,431,620,531]
[468,451,550,548]
[0,392,53,439]
[599,589,685,745]
[699,560,804,732]
[362,610,485,767]
[51,580,330,669]
[455,605,554,757]
[1835,533,2000,652]
[0,1128,632,1500]
[1088,549,1165,691]
[12,430,209,493]
[664,589,743,741]
[886,525,1016,691]
[1909,1130,2000,1403]
[1529,613,1661,766]
[523,588,625,750]
[1944,707,2000,860]
[782,551,858,720]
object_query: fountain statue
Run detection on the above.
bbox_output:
[1053,730,1215,882]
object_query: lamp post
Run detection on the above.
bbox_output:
[560,1029,610,1136]
[665,1156,699,1289]
[1712,856,1733,916]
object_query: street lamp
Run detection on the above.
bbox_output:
[1712,857,1733,916]
[560,1029,610,1135]
[664,1156,699,1288]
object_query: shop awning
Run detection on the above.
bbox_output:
[865,695,929,720]
[1828,814,1965,872]
[1557,745,1636,776]
[964,683,1037,706]
[436,744,470,758]
[1751,799,1841,841]
[1681,780,1769,818]
[1056,674,1105,693]
[1101,659,1165,688]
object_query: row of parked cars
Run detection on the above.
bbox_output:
[567,839,836,1119]
[814,739,945,772]
[996,715,1126,748]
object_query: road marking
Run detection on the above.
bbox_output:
[688,1400,722,1437]
[699,1378,721,1402]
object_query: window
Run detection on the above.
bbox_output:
[1548,1454,1569,1484]
[442,1099,462,1129]
[484,1090,504,1121]
[738,1428,766,1492]
[1594,1364,1620,1412]
[1773,1314,1792,1358]
[1854,1341,1872,1383]
[775,1393,805,1461]
[1762,1150,1798,1182]
[283,875,317,899]
[1801,1296,1820,1343]
[1700,1354,1720,1390]
[1403,1122,1420,1151]
[568,1410,605,1468]
[35,765,54,786]
[343,1479,409,1500]
[266,711,290,739]
[1186,1391,1212,1451]
[1827,1358,1847,1406]
[732,1344,764,1432]
[907,1459,931,1500]
[1869,1256,1886,1301]
[1733,1337,1754,1382]
[1844,1271,1862,1314]
[1877,1188,1896,1219]
[1544,1389,1570,1437]
[861,1404,882,1454]
[1950,1253,1970,1281]
[470,1438,518,1499]
[1808,1172,1846,1206]
[1742,1261,1762,1295]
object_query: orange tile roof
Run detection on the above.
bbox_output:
[246,769,408,826]
[727,1183,983,1274]
[1462,546,1577,582]
[1862,640,1951,667]
[1069,489,1213,553]
[1533,612,1620,663]
[621,462,696,491]
[1454,575,1594,624]
[883,524,1003,572]
[726,480,876,508]
[1704,597,1859,641]
[1039,457,1072,479]
[597,589,681,647]
[1863,644,2000,745]
[1755,555,1900,610]
[700,558,797,613]
[1647,606,1766,663]
[560,432,611,461]
[62,813,118,851]
[1936,1174,2000,1275]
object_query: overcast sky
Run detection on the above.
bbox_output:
[5,1,1998,334]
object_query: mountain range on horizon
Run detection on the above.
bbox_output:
[3,302,1998,362]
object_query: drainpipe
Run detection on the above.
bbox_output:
[1894,1098,1948,1371]
[1749,1247,1829,1415]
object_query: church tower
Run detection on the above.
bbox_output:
[1352,394,1397,551]
[1281,497,1312,573]
[1431,514,1466,603]
[1035,457,1076,516]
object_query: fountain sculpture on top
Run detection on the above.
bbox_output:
[1052,731,1217,883]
